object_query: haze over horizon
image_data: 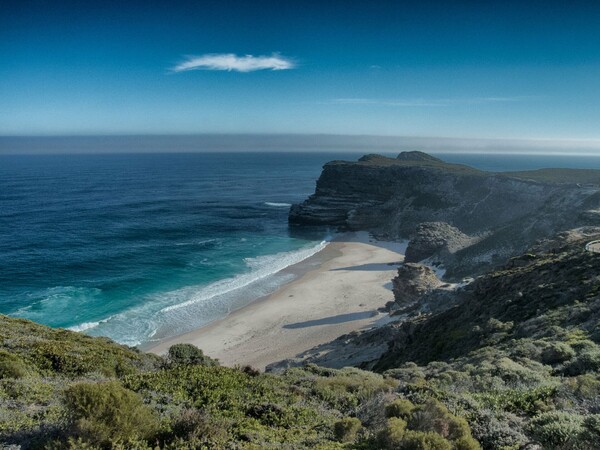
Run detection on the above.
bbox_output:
[2,1,600,148]
[4,134,600,156]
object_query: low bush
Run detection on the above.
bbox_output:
[166,343,218,367]
[379,417,408,448]
[582,415,600,445]
[0,351,32,379]
[63,381,159,447]
[454,435,484,450]
[397,430,452,450]
[408,399,471,441]
[541,342,576,365]
[385,398,416,419]
[170,408,227,444]
[311,367,398,411]
[527,411,584,448]
[563,346,600,376]
[333,417,361,442]
[467,409,528,449]
[377,398,481,450]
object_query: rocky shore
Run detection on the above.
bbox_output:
[290,151,600,278]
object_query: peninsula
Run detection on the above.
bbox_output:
[2,152,600,450]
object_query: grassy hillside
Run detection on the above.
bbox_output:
[2,230,600,449]
[0,315,480,449]
[329,153,485,177]
[335,152,600,185]
[503,168,600,185]
[373,232,600,448]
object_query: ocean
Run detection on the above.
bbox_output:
[2,151,600,347]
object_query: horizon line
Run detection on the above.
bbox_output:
[2,133,600,156]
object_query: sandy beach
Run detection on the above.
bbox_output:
[147,232,407,370]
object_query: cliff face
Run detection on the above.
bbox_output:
[373,227,600,371]
[290,152,600,277]
[268,229,600,449]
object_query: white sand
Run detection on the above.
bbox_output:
[147,232,407,370]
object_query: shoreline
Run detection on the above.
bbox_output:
[145,232,407,370]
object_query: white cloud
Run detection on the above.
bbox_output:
[171,53,295,73]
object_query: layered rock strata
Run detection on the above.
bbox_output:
[290,151,600,277]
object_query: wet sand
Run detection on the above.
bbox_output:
[147,232,406,370]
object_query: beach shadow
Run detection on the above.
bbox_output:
[331,262,402,271]
[283,311,376,329]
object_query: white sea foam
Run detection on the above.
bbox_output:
[63,240,328,347]
[175,238,219,247]
[11,286,102,324]
[68,316,112,332]
[68,321,101,332]
[264,202,292,207]
[160,240,327,313]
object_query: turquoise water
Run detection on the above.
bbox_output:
[2,151,600,347]
[0,153,337,346]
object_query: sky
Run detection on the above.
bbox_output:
[2,0,600,143]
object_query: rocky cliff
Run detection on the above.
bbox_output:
[274,228,600,449]
[290,151,600,277]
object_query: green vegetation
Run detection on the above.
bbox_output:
[372,235,600,448]
[377,398,480,449]
[2,235,600,448]
[0,316,161,378]
[165,343,218,367]
[63,381,159,446]
[0,316,405,449]
[346,152,600,185]
[337,153,485,177]
[333,417,362,443]
[504,168,600,184]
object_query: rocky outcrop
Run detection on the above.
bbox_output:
[290,152,600,277]
[404,221,476,263]
[373,229,600,371]
[395,150,443,162]
[266,324,396,372]
[391,263,442,304]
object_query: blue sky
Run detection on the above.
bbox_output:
[2,0,600,141]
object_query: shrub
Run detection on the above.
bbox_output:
[171,408,227,443]
[473,385,556,416]
[468,409,528,449]
[0,316,161,378]
[563,347,600,376]
[541,342,576,365]
[400,430,452,450]
[381,397,482,449]
[379,417,474,450]
[379,417,408,448]
[0,350,31,379]
[385,398,416,419]
[354,390,397,431]
[312,367,397,411]
[528,411,584,448]
[63,381,159,446]
[240,365,260,377]
[581,415,600,446]
[166,344,217,367]
[333,417,361,442]
[246,402,287,427]
[454,435,482,450]
[384,362,427,383]
[409,399,470,441]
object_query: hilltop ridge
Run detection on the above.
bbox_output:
[290,152,600,277]
[3,152,600,449]
[396,151,444,162]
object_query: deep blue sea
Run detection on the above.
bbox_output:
[2,151,600,347]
